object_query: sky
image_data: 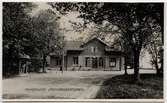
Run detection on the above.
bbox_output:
[31,2,89,41]
[31,2,116,42]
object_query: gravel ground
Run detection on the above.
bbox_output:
[3,69,156,99]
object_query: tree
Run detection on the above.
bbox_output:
[50,3,163,82]
[3,2,36,76]
[80,3,163,82]
[93,22,134,75]
[32,9,63,73]
[147,32,162,75]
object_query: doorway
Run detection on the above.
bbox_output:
[92,57,98,68]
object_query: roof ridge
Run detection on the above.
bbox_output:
[81,37,111,47]
[66,40,82,42]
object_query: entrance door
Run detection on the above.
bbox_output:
[92,57,98,68]
[99,57,104,68]
[53,57,62,67]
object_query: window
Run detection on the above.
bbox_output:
[91,47,94,52]
[91,46,98,53]
[109,58,116,67]
[85,57,91,67]
[73,57,78,65]
[95,47,98,52]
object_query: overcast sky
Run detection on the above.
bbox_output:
[31,2,116,42]
[32,2,90,41]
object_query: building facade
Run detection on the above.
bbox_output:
[49,38,125,71]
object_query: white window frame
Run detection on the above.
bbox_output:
[109,58,116,67]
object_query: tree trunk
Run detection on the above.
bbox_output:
[124,56,128,75]
[160,49,163,74]
[160,58,163,73]
[42,55,47,73]
[154,61,160,75]
[133,50,141,83]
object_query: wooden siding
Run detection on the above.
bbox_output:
[50,38,124,71]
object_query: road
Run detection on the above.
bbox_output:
[3,69,156,99]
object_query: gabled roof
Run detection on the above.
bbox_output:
[19,53,30,59]
[64,41,83,50]
[64,37,111,51]
[64,37,114,50]
[50,37,123,56]
[81,37,110,47]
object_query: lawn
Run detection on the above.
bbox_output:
[96,74,163,99]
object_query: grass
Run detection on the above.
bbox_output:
[96,74,163,99]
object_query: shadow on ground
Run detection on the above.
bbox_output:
[96,74,163,99]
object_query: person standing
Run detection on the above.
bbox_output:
[60,65,63,74]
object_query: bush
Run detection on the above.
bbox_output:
[28,58,43,72]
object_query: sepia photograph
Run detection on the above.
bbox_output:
[2,2,164,100]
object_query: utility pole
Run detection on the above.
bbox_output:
[62,50,64,70]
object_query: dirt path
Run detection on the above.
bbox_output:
[3,70,156,99]
[3,71,117,99]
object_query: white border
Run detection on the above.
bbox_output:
[163,2,166,103]
[0,0,167,2]
[0,1,3,103]
[1,1,166,103]
[2,99,164,102]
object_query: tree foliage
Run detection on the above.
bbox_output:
[3,2,36,76]
[32,9,63,72]
[3,3,63,76]
[49,3,164,82]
